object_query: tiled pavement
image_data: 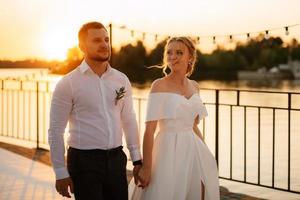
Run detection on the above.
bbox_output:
[0,143,299,200]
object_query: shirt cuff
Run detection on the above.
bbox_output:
[130,149,142,162]
[54,167,70,180]
[133,160,143,166]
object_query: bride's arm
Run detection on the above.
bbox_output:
[138,121,157,187]
[193,115,204,142]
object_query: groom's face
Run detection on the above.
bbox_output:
[81,28,111,62]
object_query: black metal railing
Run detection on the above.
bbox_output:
[0,79,54,149]
[1,79,300,194]
[200,88,300,194]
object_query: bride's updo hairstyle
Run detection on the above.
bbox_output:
[161,37,197,77]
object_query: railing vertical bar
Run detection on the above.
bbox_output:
[17,88,20,139]
[215,90,219,166]
[138,99,141,134]
[1,80,4,135]
[28,90,32,141]
[36,82,39,149]
[1,80,3,136]
[43,91,46,144]
[272,108,275,188]
[258,107,261,185]
[6,89,9,136]
[230,105,233,180]
[244,106,247,182]
[288,93,291,191]
[23,86,26,140]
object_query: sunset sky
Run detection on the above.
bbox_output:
[0,0,300,61]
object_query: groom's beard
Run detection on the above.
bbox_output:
[90,55,110,62]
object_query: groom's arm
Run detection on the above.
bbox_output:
[48,77,73,180]
[121,78,142,163]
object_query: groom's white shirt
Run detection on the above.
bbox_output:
[48,60,141,180]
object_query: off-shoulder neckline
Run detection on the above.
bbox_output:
[149,92,198,101]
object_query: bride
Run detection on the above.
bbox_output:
[129,37,220,200]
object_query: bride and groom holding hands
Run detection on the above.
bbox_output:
[48,21,220,200]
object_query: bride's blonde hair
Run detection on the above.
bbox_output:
[153,37,197,77]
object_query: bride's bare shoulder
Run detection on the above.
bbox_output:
[150,78,168,93]
[190,79,200,92]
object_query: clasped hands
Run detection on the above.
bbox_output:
[133,165,151,189]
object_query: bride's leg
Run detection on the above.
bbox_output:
[201,182,205,200]
[186,178,204,200]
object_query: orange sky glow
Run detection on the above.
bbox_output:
[0,0,300,61]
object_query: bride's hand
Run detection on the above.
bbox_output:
[138,167,151,188]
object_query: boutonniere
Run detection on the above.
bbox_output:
[115,86,126,105]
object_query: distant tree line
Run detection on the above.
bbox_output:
[1,35,300,83]
[112,35,300,83]
[0,59,59,69]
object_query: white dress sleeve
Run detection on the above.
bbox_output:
[145,93,179,122]
[196,96,208,120]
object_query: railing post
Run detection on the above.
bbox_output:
[36,81,39,149]
[215,90,219,166]
[1,80,3,136]
[109,23,113,65]
[288,93,291,191]
[138,99,141,134]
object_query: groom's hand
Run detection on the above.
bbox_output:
[55,177,74,198]
[138,167,151,188]
[133,164,142,185]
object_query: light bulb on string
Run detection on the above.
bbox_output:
[131,30,134,37]
[265,30,269,39]
[155,34,158,42]
[213,36,216,44]
[229,35,233,43]
[285,27,289,36]
[247,33,250,42]
[196,36,200,44]
[142,33,146,40]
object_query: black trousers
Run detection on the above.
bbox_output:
[67,146,128,200]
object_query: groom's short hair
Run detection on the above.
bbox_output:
[78,22,107,44]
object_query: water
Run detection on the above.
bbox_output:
[1,68,300,192]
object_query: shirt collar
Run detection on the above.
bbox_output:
[79,60,90,74]
[79,59,113,76]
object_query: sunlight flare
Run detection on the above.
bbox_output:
[41,29,76,61]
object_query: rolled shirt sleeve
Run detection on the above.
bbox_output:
[48,77,73,180]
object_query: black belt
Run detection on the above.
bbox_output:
[69,146,123,156]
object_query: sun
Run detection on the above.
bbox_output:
[41,30,76,61]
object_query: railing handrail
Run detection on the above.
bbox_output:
[200,87,300,94]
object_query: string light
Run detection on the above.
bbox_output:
[285,26,289,35]
[196,36,200,44]
[247,33,251,41]
[265,30,269,39]
[142,32,146,40]
[110,23,300,44]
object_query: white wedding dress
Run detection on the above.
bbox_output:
[129,92,220,200]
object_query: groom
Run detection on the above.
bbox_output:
[48,21,142,199]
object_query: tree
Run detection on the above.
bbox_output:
[289,39,300,60]
[113,41,147,83]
